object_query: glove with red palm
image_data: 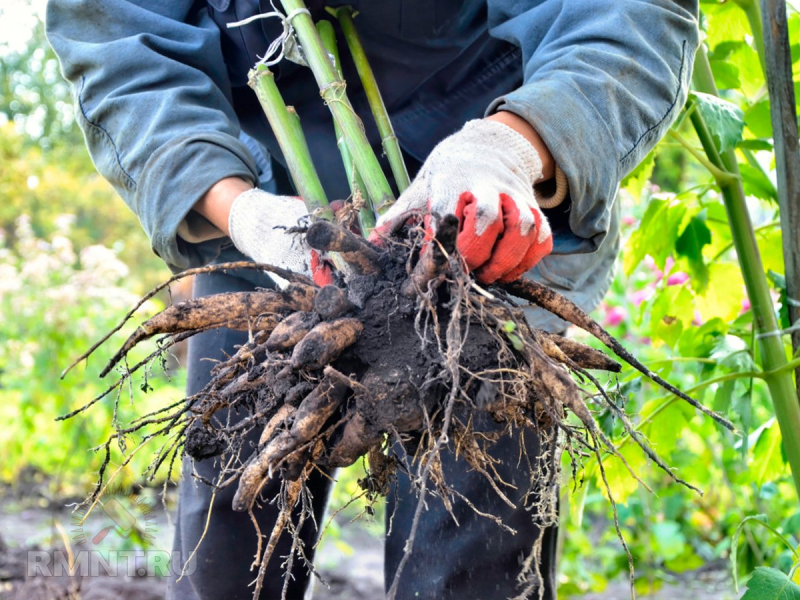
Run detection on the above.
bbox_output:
[372,119,561,284]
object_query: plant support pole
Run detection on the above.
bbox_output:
[692,46,800,500]
[331,6,411,193]
[248,65,331,218]
[279,0,396,215]
[760,0,800,392]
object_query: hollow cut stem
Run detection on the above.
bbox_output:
[248,65,331,218]
[330,6,411,194]
[316,19,376,232]
[279,0,396,216]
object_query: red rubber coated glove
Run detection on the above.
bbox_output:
[371,119,555,284]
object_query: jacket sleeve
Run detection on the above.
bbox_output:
[46,0,260,272]
[487,0,699,254]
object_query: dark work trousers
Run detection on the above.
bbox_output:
[168,269,557,600]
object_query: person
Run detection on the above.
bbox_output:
[47,1,699,598]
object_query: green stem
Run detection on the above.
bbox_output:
[731,515,800,591]
[692,45,800,500]
[316,20,376,233]
[733,0,767,78]
[711,219,781,263]
[330,6,411,193]
[279,0,395,216]
[248,66,331,218]
[667,129,738,183]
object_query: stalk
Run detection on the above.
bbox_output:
[691,46,800,499]
[278,0,395,215]
[316,20,376,233]
[329,6,411,193]
[733,0,767,77]
[759,0,800,397]
[248,65,331,218]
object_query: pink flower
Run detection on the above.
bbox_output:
[622,215,637,226]
[740,298,751,314]
[604,305,627,327]
[630,288,654,306]
[693,310,703,326]
[667,272,689,286]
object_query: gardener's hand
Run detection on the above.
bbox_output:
[227,188,333,286]
[373,117,564,284]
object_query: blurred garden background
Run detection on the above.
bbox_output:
[1,0,799,598]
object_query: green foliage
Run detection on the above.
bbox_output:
[0,216,185,496]
[742,568,800,599]
[1,1,798,597]
[560,2,800,595]
[689,92,745,153]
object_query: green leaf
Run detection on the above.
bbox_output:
[758,228,785,276]
[742,567,800,600]
[621,149,656,200]
[691,92,745,153]
[704,4,750,52]
[768,270,792,330]
[740,163,778,203]
[752,420,787,486]
[640,396,694,457]
[745,99,773,138]
[678,317,728,357]
[710,59,741,90]
[738,139,774,151]
[652,521,687,561]
[623,197,688,275]
[729,43,765,98]
[695,263,746,321]
[650,284,695,348]
[595,444,648,505]
[675,211,712,292]
[710,334,755,372]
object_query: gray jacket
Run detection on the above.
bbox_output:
[46,0,698,329]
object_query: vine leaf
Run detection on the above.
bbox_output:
[741,567,800,600]
[690,91,745,153]
[623,197,687,275]
[676,211,711,292]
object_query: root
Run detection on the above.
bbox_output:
[502,278,735,431]
[306,220,382,276]
[61,261,314,378]
[65,211,725,600]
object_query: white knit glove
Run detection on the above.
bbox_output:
[373,119,564,284]
[228,188,330,285]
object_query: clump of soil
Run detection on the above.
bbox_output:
[61,213,733,600]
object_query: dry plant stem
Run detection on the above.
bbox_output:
[502,278,735,431]
[315,19,376,232]
[279,0,395,213]
[248,65,331,217]
[330,5,411,192]
[61,261,312,378]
